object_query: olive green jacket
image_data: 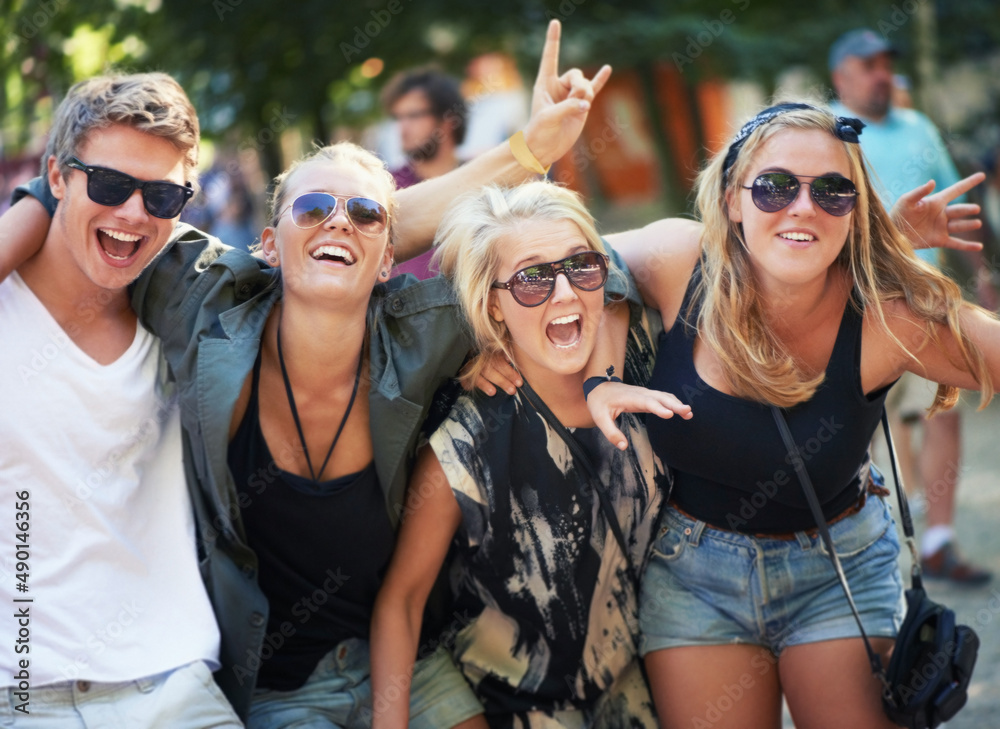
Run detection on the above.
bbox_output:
[130,228,473,717]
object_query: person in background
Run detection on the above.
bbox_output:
[211,179,258,251]
[381,67,468,279]
[890,73,913,110]
[459,53,530,160]
[830,27,992,584]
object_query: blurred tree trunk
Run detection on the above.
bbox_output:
[260,142,283,184]
[913,1,940,122]
[635,60,685,215]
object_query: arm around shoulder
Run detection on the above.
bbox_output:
[605,217,703,318]
[130,224,251,338]
[0,197,51,282]
[0,174,62,281]
[370,446,463,729]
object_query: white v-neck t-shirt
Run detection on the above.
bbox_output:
[0,272,219,687]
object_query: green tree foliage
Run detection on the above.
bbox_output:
[2,0,997,176]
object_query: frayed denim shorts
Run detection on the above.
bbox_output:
[639,492,904,656]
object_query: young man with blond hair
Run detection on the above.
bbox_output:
[0,72,241,727]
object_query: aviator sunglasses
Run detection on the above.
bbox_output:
[742,172,858,217]
[492,251,609,307]
[280,192,389,237]
[66,157,194,219]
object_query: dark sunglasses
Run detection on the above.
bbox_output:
[492,251,609,307]
[742,172,858,217]
[66,157,193,219]
[280,192,388,237]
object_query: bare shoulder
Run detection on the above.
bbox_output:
[860,297,931,393]
[605,217,702,317]
[872,298,932,350]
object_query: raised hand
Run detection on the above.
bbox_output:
[892,172,985,252]
[522,20,612,169]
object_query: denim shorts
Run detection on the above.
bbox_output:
[248,638,482,729]
[0,660,241,728]
[639,492,904,656]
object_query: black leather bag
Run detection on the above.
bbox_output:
[882,586,979,728]
[772,408,979,729]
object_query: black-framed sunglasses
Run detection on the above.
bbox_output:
[280,192,389,237]
[742,172,858,217]
[492,251,609,307]
[66,157,194,219]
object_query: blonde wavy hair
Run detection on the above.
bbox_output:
[47,72,200,182]
[434,181,623,389]
[694,103,992,414]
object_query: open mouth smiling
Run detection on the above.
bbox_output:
[311,244,356,265]
[97,228,143,261]
[546,313,582,349]
[778,231,816,242]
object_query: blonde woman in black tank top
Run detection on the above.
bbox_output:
[582,103,999,728]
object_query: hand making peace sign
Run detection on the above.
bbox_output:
[893,171,986,252]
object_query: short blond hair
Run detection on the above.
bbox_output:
[46,72,200,180]
[434,181,622,388]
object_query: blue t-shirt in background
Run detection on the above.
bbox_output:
[829,101,963,266]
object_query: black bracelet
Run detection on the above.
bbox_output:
[583,366,622,401]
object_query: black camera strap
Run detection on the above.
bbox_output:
[770,406,919,698]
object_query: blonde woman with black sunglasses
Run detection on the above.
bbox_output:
[586,102,997,729]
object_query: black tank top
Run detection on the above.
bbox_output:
[227,352,395,690]
[646,267,892,533]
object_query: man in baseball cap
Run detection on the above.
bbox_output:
[829,28,898,121]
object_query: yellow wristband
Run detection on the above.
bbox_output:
[509,130,551,176]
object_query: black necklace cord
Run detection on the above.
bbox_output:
[276,318,364,481]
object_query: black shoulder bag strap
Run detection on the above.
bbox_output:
[519,383,645,591]
[518,383,659,699]
[520,381,658,700]
[770,406,919,697]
